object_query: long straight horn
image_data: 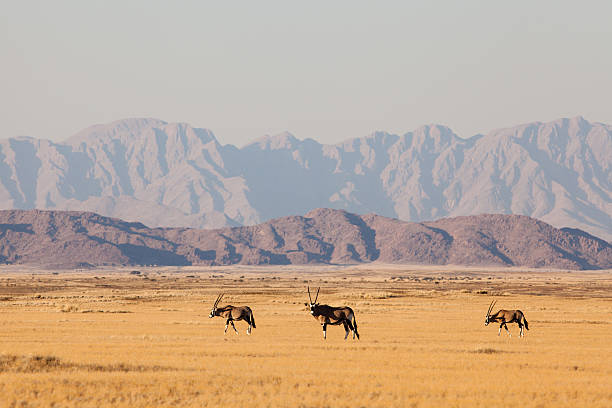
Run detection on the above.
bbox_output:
[308,286,312,303]
[214,293,222,307]
[314,287,320,303]
[487,300,494,316]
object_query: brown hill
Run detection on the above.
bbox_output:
[0,209,610,270]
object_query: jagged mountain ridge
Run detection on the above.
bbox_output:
[0,209,610,269]
[0,116,610,240]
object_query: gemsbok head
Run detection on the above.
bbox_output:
[208,293,256,335]
[485,300,529,337]
[305,287,360,340]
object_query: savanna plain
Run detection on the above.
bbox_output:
[0,265,611,408]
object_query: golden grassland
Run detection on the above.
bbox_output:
[0,264,611,407]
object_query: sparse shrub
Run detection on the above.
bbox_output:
[0,355,63,372]
[350,291,400,300]
[472,347,503,354]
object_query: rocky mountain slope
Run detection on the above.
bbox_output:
[0,209,609,270]
[0,116,610,240]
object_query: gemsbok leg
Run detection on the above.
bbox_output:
[343,321,350,340]
[322,323,327,339]
[346,319,358,339]
[225,318,237,334]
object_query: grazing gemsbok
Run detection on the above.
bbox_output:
[305,287,360,340]
[485,300,529,337]
[208,293,256,335]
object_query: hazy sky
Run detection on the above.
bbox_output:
[1,1,611,146]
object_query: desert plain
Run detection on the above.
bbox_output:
[0,264,611,408]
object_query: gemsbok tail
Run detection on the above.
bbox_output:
[519,310,529,330]
[250,311,256,329]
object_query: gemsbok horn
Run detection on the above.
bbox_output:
[484,300,529,337]
[305,287,360,340]
[208,293,256,335]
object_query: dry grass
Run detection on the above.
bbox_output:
[0,354,174,373]
[0,265,611,407]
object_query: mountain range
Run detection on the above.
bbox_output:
[0,209,610,269]
[1,116,610,240]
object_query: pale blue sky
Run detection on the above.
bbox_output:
[1,1,611,145]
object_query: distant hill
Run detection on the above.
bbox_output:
[0,116,611,241]
[0,209,609,270]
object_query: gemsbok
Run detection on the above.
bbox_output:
[208,293,256,335]
[485,300,529,337]
[305,287,360,340]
